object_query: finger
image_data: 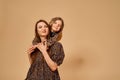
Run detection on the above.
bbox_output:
[36,43,41,48]
[44,41,47,46]
[32,44,38,49]
[43,41,45,45]
[38,42,41,45]
[33,45,37,49]
[34,44,38,47]
[30,49,34,53]
[27,50,31,54]
[29,47,34,50]
[28,49,34,54]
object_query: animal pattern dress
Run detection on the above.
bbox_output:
[25,34,65,80]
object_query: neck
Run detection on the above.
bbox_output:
[51,30,55,33]
[40,36,47,42]
[51,29,53,32]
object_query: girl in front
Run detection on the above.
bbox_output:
[25,19,65,80]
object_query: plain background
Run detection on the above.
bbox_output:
[0,0,120,80]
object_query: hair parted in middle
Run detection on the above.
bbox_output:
[32,19,50,45]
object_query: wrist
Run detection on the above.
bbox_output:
[43,50,47,54]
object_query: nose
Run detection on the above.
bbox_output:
[41,27,46,31]
[43,27,46,30]
[56,24,60,27]
[43,26,47,29]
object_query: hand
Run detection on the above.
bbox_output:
[37,41,47,53]
[26,45,37,55]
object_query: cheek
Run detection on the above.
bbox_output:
[51,26,55,30]
[37,29,42,35]
[46,29,49,34]
[53,24,57,27]
[57,26,61,31]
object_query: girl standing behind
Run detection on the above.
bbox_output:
[47,17,64,46]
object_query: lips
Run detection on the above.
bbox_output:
[42,30,47,33]
[53,26,58,30]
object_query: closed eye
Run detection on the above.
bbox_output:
[38,26,42,29]
[44,25,48,28]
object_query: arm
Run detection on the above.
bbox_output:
[42,50,58,71]
[37,42,58,71]
[26,45,37,64]
[28,54,32,64]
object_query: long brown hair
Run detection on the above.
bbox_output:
[49,17,64,33]
[31,19,50,63]
[32,19,50,45]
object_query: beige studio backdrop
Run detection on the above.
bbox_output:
[0,0,120,80]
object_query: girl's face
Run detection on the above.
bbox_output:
[37,22,49,37]
[51,20,62,32]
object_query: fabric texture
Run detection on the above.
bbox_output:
[25,37,65,80]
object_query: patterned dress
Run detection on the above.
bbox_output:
[25,34,65,80]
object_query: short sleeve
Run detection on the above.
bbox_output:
[51,42,65,66]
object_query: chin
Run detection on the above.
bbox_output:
[54,30,59,32]
[40,35,47,37]
[40,34,48,37]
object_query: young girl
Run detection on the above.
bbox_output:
[47,17,64,46]
[25,19,65,80]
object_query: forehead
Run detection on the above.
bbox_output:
[55,20,62,24]
[37,22,47,26]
